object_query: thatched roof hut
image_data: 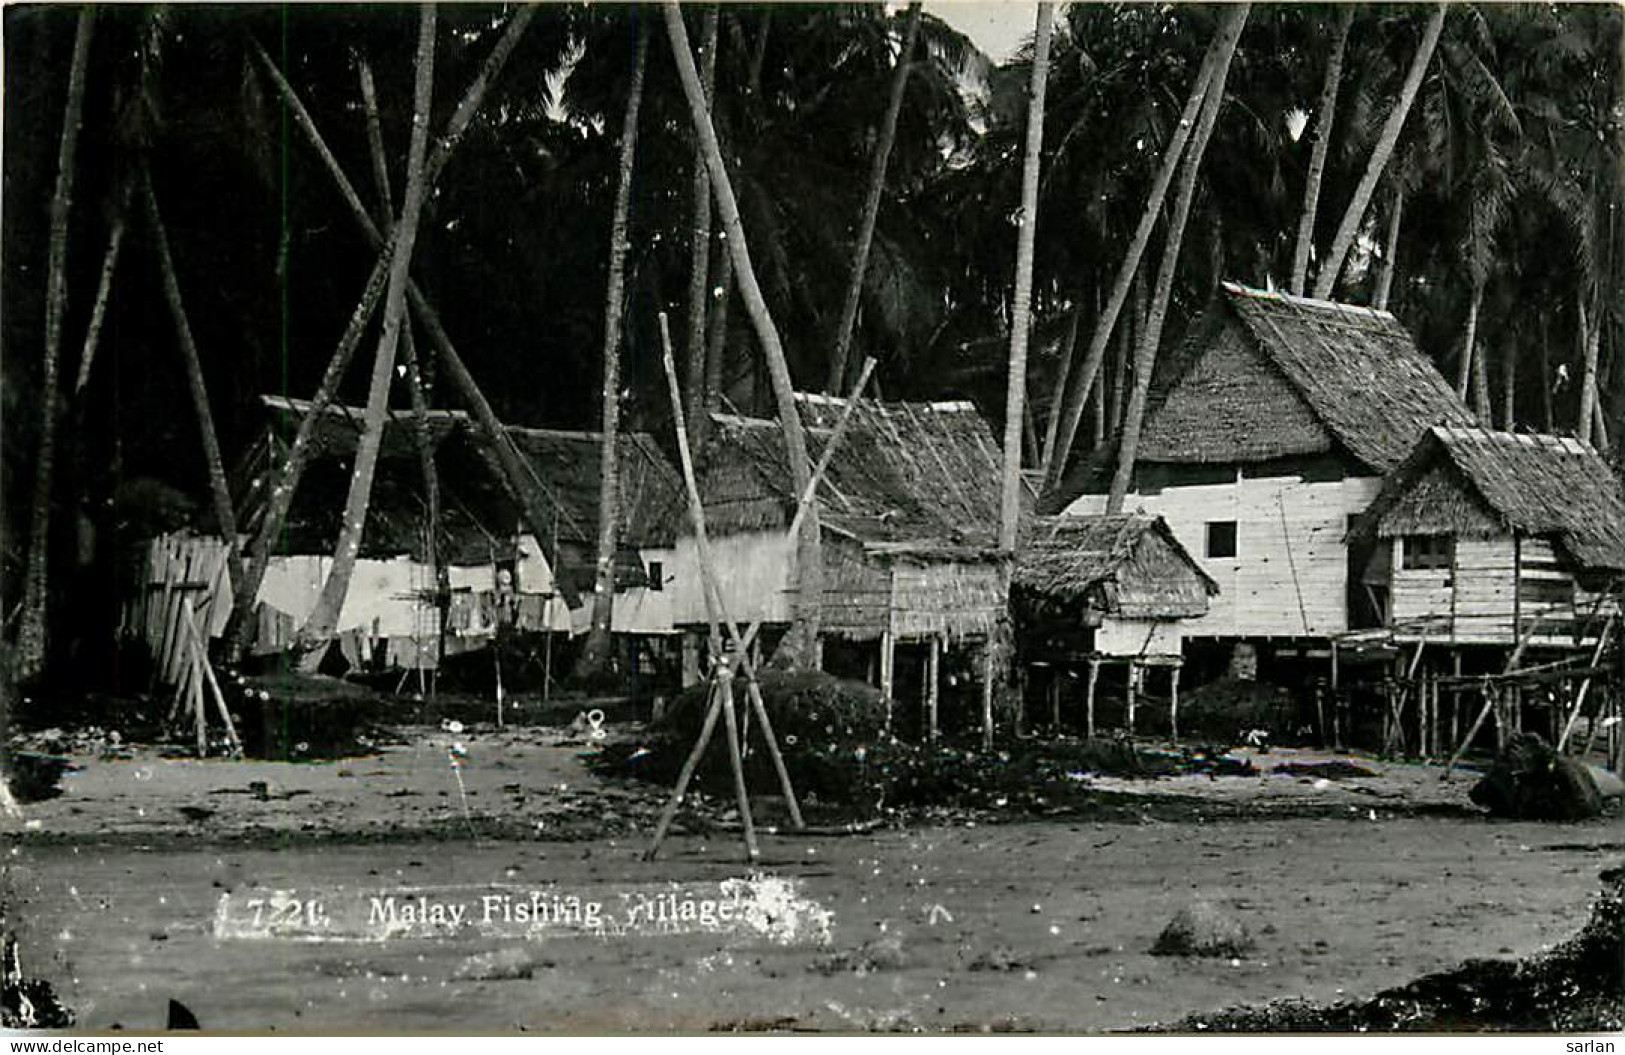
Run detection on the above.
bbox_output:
[1014,515,1217,620]
[240,395,683,586]
[1359,426,1625,576]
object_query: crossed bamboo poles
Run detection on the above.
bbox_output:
[644,312,875,862]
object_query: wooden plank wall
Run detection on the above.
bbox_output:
[1066,474,1382,638]
[122,532,234,687]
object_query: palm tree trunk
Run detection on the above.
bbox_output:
[682,5,721,450]
[1578,293,1599,444]
[299,4,438,652]
[1108,4,1249,513]
[73,213,124,396]
[141,169,241,590]
[1501,332,1517,430]
[580,19,651,676]
[16,8,95,682]
[360,53,442,607]
[1456,279,1481,404]
[1289,6,1354,297]
[702,235,734,423]
[1038,298,1084,477]
[1312,3,1445,301]
[824,1,923,394]
[665,0,822,666]
[1372,181,1405,311]
[1540,315,1555,432]
[1472,300,1493,423]
[1041,15,1230,497]
[1000,2,1054,551]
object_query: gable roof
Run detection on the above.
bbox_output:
[1014,514,1217,618]
[1365,426,1625,574]
[700,394,1005,552]
[1142,283,1475,473]
[246,396,684,565]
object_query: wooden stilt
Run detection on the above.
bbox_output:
[1442,681,1498,779]
[1558,618,1615,751]
[925,635,940,742]
[981,646,995,752]
[1125,660,1137,736]
[1049,675,1061,731]
[880,629,895,733]
[1169,663,1182,742]
[1085,656,1099,740]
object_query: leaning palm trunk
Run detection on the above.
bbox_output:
[1372,182,1405,311]
[73,212,125,396]
[1289,6,1354,297]
[1037,298,1084,478]
[1108,4,1249,513]
[360,54,442,604]
[1312,3,1445,301]
[664,0,822,665]
[682,6,721,450]
[15,9,95,682]
[298,5,438,653]
[580,20,651,677]
[824,1,924,394]
[1000,2,1053,551]
[142,169,241,592]
[1041,15,1231,497]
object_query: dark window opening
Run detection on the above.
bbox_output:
[1206,520,1238,559]
[1402,534,1454,570]
[648,560,664,591]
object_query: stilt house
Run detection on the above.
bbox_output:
[1056,283,1476,678]
[677,394,1010,735]
[1352,426,1625,648]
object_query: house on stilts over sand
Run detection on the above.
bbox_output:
[123,395,684,685]
[1013,514,1218,737]
[678,393,1010,741]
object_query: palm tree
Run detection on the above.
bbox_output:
[1109,4,1250,512]
[1289,5,1355,296]
[1312,3,1446,300]
[663,0,823,664]
[824,2,924,394]
[1000,2,1053,551]
[580,16,651,677]
[681,5,721,450]
[16,8,95,683]
[298,3,438,653]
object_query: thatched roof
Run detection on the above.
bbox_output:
[1014,514,1217,619]
[1362,426,1625,573]
[1137,283,1474,471]
[700,394,1005,553]
[244,396,683,566]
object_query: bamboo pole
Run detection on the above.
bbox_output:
[644,676,726,858]
[880,630,895,732]
[1086,656,1099,739]
[1558,617,1615,752]
[925,634,940,742]
[981,645,995,751]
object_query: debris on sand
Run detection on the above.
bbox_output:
[1150,901,1254,959]
[452,947,547,982]
[1273,761,1378,780]
[967,944,1031,973]
[812,933,907,975]
[1165,864,1625,1032]
[1469,734,1605,821]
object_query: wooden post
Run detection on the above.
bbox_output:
[981,645,995,752]
[880,629,895,732]
[1085,656,1099,740]
[925,634,941,742]
[1169,662,1181,742]
[1558,617,1615,751]
[681,631,701,688]
[1125,660,1137,736]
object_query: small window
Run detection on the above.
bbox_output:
[1402,534,1453,570]
[1206,520,1238,559]
[647,560,664,591]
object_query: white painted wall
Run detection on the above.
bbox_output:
[1096,617,1185,657]
[670,530,796,628]
[1065,472,1383,638]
